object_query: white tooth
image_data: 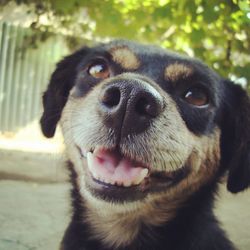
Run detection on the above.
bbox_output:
[133,168,149,185]
[87,154,95,174]
[133,180,140,185]
[92,172,98,179]
[82,149,87,158]
[87,152,98,179]
[141,168,149,178]
[107,179,113,185]
[123,181,132,187]
[104,180,109,184]
[109,179,115,185]
[87,152,94,168]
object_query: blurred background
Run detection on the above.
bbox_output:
[0,0,249,249]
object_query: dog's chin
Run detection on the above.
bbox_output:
[77,145,190,203]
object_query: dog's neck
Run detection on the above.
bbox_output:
[81,190,180,249]
[84,202,141,248]
[81,182,218,249]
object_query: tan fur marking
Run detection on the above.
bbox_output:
[139,129,221,227]
[110,46,140,70]
[84,203,140,249]
[164,63,193,82]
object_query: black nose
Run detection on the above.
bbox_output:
[98,80,164,137]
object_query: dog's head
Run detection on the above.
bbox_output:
[41,40,250,210]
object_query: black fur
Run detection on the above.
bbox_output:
[40,48,88,137]
[61,162,235,250]
[40,40,250,250]
[220,81,250,193]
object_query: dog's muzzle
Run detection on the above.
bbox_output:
[75,76,189,202]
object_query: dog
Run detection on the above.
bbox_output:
[40,40,250,250]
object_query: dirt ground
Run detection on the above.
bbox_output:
[0,148,250,250]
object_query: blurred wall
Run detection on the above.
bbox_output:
[0,21,68,133]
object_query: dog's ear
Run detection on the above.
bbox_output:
[40,48,88,138]
[220,80,250,193]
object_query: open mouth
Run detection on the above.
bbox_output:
[77,145,189,201]
[86,147,149,187]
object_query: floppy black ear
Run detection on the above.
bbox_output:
[220,80,250,193]
[40,48,88,138]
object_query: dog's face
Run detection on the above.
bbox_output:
[59,41,223,202]
[41,40,250,233]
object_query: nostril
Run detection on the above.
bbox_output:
[135,97,161,117]
[101,87,121,108]
[135,98,149,116]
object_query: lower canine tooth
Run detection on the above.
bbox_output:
[103,179,110,184]
[87,152,98,179]
[83,150,87,158]
[124,181,132,187]
[134,168,149,185]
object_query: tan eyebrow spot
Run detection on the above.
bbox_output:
[110,46,140,70]
[164,63,193,82]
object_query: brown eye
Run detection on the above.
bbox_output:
[88,62,110,79]
[184,87,209,106]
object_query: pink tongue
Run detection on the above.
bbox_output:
[87,148,148,186]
